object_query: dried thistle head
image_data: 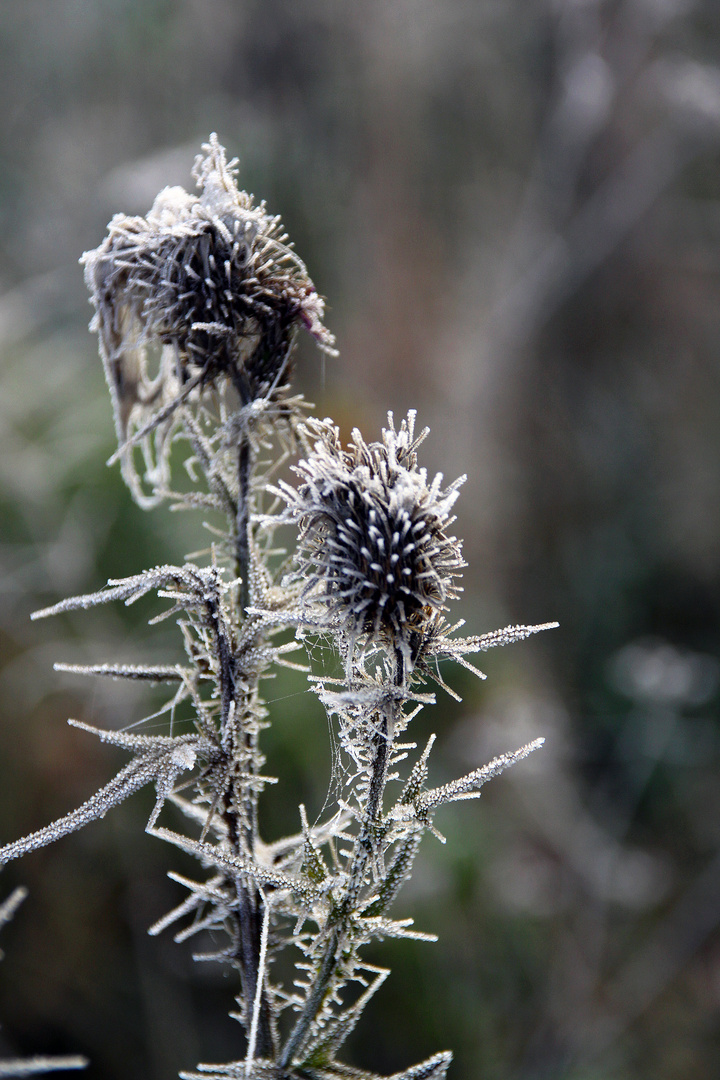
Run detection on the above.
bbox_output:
[279,411,466,662]
[82,134,335,502]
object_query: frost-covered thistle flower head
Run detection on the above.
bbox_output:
[82,134,335,476]
[281,411,466,663]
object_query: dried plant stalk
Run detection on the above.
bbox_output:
[0,136,555,1080]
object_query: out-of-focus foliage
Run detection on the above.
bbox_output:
[0,886,88,1076]
[0,2,719,1079]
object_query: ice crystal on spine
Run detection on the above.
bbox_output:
[278,411,466,660]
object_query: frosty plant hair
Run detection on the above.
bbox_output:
[0,136,556,1080]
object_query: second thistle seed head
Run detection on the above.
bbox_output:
[83,134,335,450]
[283,411,466,658]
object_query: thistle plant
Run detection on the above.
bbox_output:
[0,136,556,1080]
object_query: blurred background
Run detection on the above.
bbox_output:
[1,1,720,1077]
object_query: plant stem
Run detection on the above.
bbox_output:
[225,425,273,1056]
[236,435,252,615]
[279,652,404,1069]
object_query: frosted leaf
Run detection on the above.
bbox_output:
[414,738,545,815]
[385,1052,453,1080]
[149,828,322,898]
[0,757,159,865]
[0,887,27,934]
[0,1058,88,1077]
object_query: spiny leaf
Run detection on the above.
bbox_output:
[0,756,162,865]
[415,737,545,814]
[0,1056,89,1076]
[361,831,423,918]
